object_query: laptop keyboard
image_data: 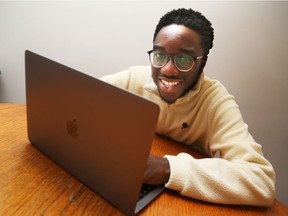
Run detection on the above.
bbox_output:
[138,184,158,200]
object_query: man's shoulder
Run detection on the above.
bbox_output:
[125,65,152,83]
[108,65,151,79]
[100,65,152,90]
[203,74,229,94]
[201,74,236,110]
[127,65,151,76]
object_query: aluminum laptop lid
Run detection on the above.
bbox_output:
[25,50,160,215]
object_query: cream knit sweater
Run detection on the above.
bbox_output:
[100,66,275,206]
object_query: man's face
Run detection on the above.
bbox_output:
[151,24,206,104]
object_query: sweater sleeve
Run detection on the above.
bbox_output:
[99,66,152,93]
[99,68,132,89]
[164,87,276,207]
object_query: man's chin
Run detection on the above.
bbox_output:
[159,92,178,104]
[157,86,182,104]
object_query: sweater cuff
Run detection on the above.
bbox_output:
[164,153,194,192]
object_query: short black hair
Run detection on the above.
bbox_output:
[153,8,214,56]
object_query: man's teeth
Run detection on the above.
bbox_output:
[161,79,180,86]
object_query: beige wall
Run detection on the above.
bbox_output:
[0,1,287,206]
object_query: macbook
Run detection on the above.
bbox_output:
[25,50,164,215]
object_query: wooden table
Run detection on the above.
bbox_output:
[1,104,287,215]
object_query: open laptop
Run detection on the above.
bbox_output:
[25,50,164,215]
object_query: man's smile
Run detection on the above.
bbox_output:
[160,79,180,87]
[151,24,205,104]
[158,76,183,96]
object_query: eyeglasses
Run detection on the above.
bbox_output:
[147,50,205,72]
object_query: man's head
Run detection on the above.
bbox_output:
[153,8,214,56]
[149,8,214,104]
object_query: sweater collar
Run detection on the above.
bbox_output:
[144,72,204,105]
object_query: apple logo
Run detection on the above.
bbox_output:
[66,119,78,139]
[181,122,189,129]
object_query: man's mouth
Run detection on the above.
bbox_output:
[158,78,182,94]
[160,79,180,87]
[156,77,183,103]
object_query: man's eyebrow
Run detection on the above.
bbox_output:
[152,45,165,50]
[179,47,196,54]
[152,45,196,54]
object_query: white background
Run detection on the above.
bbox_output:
[0,1,287,206]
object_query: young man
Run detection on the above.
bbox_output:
[100,8,275,206]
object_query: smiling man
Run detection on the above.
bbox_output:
[149,23,206,104]
[100,8,275,206]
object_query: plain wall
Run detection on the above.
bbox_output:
[0,1,287,206]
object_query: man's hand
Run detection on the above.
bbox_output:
[143,155,170,185]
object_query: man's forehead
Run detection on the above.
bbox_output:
[160,24,186,37]
[153,25,203,54]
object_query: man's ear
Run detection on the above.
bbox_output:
[199,56,208,72]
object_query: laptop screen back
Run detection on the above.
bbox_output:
[25,50,160,215]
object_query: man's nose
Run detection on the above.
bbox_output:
[161,59,179,76]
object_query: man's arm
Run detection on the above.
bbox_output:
[163,92,276,207]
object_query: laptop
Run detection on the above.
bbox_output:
[25,50,164,215]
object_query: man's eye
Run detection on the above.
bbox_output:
[178,55,192,62]
[155,53,166,60]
